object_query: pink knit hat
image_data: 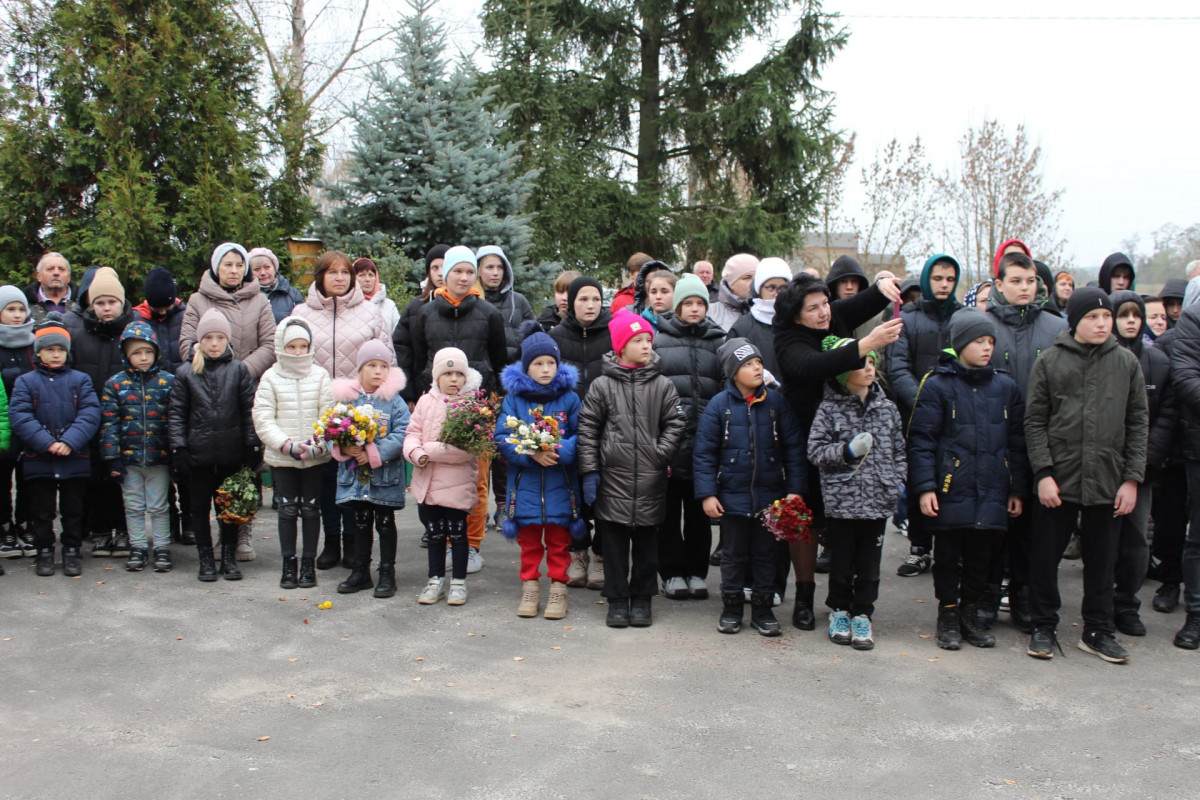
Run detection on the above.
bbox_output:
[196,308,231,341]
[355,339,393,372]
[610,308,654,355]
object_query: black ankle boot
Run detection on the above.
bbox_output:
[197,546,217,581]
[297,557,317,588]
[373,563,397,598]
[280,556,298,590]
[338,563,374,593]
[219,543,242,580]
[62,547,82,577]
[978,584,1001,628]
[751,592,782,636]
[629,595,653,627]
[792,581,816,630]
[959,604,996,648]
[316,535,341,570]
[937,604,962,650]
[718,592,744,634]
[35,546,55,576]
[606,597,630,628]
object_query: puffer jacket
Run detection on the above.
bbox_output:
[10,363,98,479]
[577,353,686,527]
[134,299,186,373]
[403,370,482,511]
[168,347,258,467]
[292,281,393,381]
[692,383,807,518]
[707,281,750,332]
[888,254,963,419]
[180,272,276,380]
[262,274,304,324]
[537,303,562,332]
[985,295,1067,398]
[479,247,536,364]
[99,321,175,467]
[410,290,507,396]
[63,303,136,400]
[728,311,778,377]
[331,369,411,508]
[654,313,726,480]
[807,381,906,520]
[1025,332,1148,505]
[252,316,334,470]
[549,309,612,400]
[1110,291,1173,464]
[496,362,582,527]
[365,283,400,336]
[394,295,428,403]
[907,357,1029,532]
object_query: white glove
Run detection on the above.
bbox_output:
[848,432,874,458]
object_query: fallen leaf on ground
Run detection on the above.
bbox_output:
[303,619,309,624]
[312,702,324,707]
[256,736,270,742]
[1004,780,1016,786]
[513,656,524,661]
[551,646,562,650]
[918,634,931,639]
[413,657,424,661]
[288,658,298,662]
[444,683,456,687]
[562,626,573,630]
[286,694,296,698]
[412,677,421,682]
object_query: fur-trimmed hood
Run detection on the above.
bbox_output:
[332,367,407,403]
[500,360,578,401]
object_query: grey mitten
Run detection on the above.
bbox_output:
[847,432,873,458]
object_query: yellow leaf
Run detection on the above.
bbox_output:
[513,656,524,661]
[256,736,270,742]
[288,658,298,663]
[918,634,931,639]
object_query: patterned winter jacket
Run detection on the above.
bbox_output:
[807,381,906,520]
[99,321,175,467]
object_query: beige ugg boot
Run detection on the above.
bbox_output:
[517,579,541,617]
[586,554,604,590]
[544,582,568,620]
[566,550,589,587]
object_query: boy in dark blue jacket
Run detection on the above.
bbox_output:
[694,339,807,637]
[9,314,102,577]
[908,309,1029,650]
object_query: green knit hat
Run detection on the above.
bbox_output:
[822,335,873,386]
[673,273,710,312]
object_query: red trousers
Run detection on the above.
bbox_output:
[518,524,571,583]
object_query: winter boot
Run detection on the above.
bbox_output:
[1174,613,1200,650]
[586,554,604,590]
[517,579,541,617]
[316,535,341,570]
[936,604,962,650]
[566,550,589,587]
[219,543,242,580]
[606,597,630,628]
[340,535,355,569]
[152,547,172,573]
[977,583,1001,628]
[373,563,397,598]
[35,546,55,577]
[235,522,256,561]
[196,546,217,582]
[298,557,317,588]
[718,592,744,634]
[959,604,996,648]
[62,547,82,577]
[544,582,568,620]
[629,595,653,627]
[792,581,816,630]
[750,592,782,637]
[125,547,148,572]
[280,556,299,590]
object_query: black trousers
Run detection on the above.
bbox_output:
[86,459,126,535]
[825,517,886,617]
[274,466,324,558]
[658,478,712,580]
[718,515,777,596]
[905,490,932,553]
[1151,467,1188,584]
[188,463,240,549]
[28,477,87,549]
[320,459,356,543]
[1114,482,1151,615]
[1029,502,1120,634]
[421,504,468,580]
[347,501,397,566]
[491,454,507,507]
[0,458,29,526]
[598,520,658,599]
[933,528,999,606]
[1005,507,1033,590]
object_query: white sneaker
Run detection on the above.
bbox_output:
[467,547,484,574]
[686,576,709,600]
[447,578,468,605]
[773,593,782,608]
[418,577,445,605]
[663,576,689,599]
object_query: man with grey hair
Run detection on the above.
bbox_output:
[24,252,76,322]
[1185,260,1200,281]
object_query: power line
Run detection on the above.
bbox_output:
[842,14,1200,21]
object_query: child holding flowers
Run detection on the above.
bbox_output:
[497,322,584,620]
[252,317,333,590]
[328,340,410,598]
[404,347,481,606]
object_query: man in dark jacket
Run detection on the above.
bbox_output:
[24,252,77,323]
[826,255,869,300]
[1163,300,1200,648]
[1098,252,1135,294]
[888,253,962,578]
[1161,278,1187,327]
[1024,289,1148,663]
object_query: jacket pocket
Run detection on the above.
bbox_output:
[371,462,402,488]
[337,462,356,487]
[938,451,961,495]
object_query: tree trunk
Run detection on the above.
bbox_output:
[636,5,661,188]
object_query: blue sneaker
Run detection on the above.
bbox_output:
[828,610,851,645]
[851,614,874,650]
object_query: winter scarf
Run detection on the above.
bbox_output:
[0,320,34,349]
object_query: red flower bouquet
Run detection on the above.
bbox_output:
[759,495,814,544]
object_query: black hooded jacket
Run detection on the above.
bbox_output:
[825,256,869,294]
[1098,252,1136,294]
[549,310,612,401]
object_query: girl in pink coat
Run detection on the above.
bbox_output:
[403,347,480,606]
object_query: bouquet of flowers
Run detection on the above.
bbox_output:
[438,390,500,459]
[312,402,386,484]
[503,405,566,456]
[759,495,814,545]
[215,467,259,525]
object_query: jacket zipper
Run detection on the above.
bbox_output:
[630,374,639,527]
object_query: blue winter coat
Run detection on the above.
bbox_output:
[495,362,582,529]
[907,356,1030,532]
[333,370,411,509]
[10,363,100,479]
[99,321,175,468]
[693,382,808,518]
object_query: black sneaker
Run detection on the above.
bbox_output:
[35,547,55,576]
[606,598,630,628]
[1153,583,1180,613]
[17,525,36,556]
[0,530,20,559]
[1026,626,1057,659]
[180,529,196,546]
[1114,611,1146,637]
[62,547,82,577]
[90,534,113,558]
[110,531,131,558]
[125,547,148,572]
[629,596,653,627]
[152,547,173,572]
[1077,630,1129,664]
[896,549,931,577]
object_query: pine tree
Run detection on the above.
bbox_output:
[320,0,548,295]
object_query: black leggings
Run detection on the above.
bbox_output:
[346,502,397,566]
[188,463,240,549]
[421,504,468,579]
[274,467,324,558]
[0,458,29,526]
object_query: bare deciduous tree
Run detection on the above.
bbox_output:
[855,136,935,273]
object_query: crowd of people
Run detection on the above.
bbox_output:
[4,239,1200,664]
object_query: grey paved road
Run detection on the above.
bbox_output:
[2,496,1198,799]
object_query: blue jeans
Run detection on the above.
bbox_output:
[122,465,171,549]
[1182,465,1200,614]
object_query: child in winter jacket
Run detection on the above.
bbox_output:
[99,321,176,573]
[496,322,584,620]
[693,339,807,637]
[330,340,410,598]
[0,285,34,560]
[404,347,481,606]
[578,309,686,628]
[807,336,906,650]
[252,317,333,591]
[907,309,1028,650]
[10,314,100,578]
[168,309,261,583]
